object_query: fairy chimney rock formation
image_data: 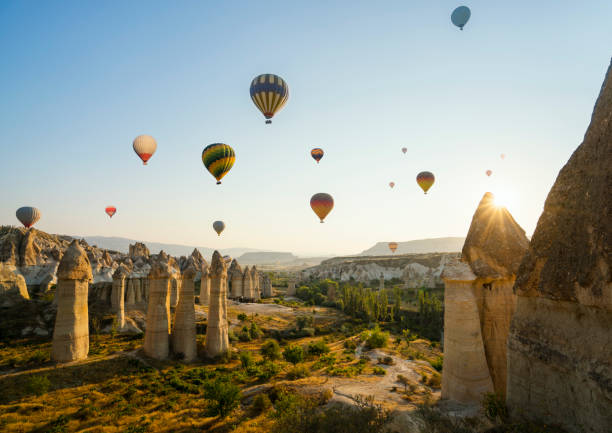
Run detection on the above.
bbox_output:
[129,242,150,259]
[441,192,528,403]
[261,273,272,298]
[287,277,297,296]
[199,263,210,305]
[205,251,230,358]
[172,260,197,362]
[52,240,92,362]
[507,60,612,433]
[242,265,254,300]
[251,266,261,300]
[111,264,130,329]
[228,259,243,299]
[144,256,172,360]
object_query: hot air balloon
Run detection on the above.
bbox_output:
[486,170,492,177]
[451,6,471,30]
[388,242,398,253]
[105,206,117,218]
[500,153,506,160]
[16,207,41,228]
[401,147,407,154]
[213,221,225,236]
[311,148,324,163]
[250,74,289,124]
[202,143,235,185]
[133,135,157,165]
[389,182,395,188]
[310,193,334,223]
[416,171,435,194]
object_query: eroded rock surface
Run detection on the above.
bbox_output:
[205,251,229,358]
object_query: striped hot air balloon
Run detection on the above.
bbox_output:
[16,206,41,228]
[416,171,435,194]
[213,221,225,236]
[133,135,157,165]
[310,193,334,223]
[250,74,289,124]
[311,148,324,163]
[388,242,398,253]
[202,143,235,185]
[105,206,117,218]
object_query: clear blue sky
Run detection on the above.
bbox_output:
[1,1,611,256]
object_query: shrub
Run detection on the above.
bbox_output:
[378,356,394,365]
[397,374,411,393]
[203,377,242,418]
[249,322,262,339]
[237,313,248,321]
[228,330,238,342]
[257,360,281,380]
[283,345,304,365]
[296,315,313,331]
[307,340,330,356]
[252,393,272,413]
[429,356,443,372]
[238,326,252,342]
[287,365,310,380]
[27,375,51,396]
[239,351,253,369]
[366,327,389,349]
[427,373,441,389]
[482,392,509,423]
[343,339,357,351]
[261,339,282,360]
[372,366,386,376]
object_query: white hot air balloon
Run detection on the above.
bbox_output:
[16,206,41,228]
[133,135,157,165]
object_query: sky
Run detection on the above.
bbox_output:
[1,1,611,256]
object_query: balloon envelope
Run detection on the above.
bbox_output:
[105,206,117,218]
[213,220,225,236]
[486,170,492,177]
[401,147,407,154]
[202,143,235,184]
[416,171,435,194]
[310,193,334,223]
[389,182,395,188]
[500,153,506,160]
[451,6,471,30]
[388,242,398,253]
[250,74,289,124]
[311,148,324,163]
[16,206,41,228]
[133,135,157,165]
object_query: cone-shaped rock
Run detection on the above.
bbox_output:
[205,251,229,358]
[52,240,92,362]
[199,263,210,305]
[144,257,172,360]
[251,266,261,300]
[173,258,197,362]
[507,60,612,433]
[242,265,253,300]
[228,259,243,299]
[111,263,130,329]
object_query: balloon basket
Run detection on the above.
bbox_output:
[265,120,272,124]
[216,181,221,185]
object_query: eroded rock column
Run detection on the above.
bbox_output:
[111,264,129,329]
[251,266,260,300]
[205,251,229,358]
[242,266,253,300]
[143,260,172,360]
[228,259,243,299]
[199,264,210,305]
[172,260,197,362]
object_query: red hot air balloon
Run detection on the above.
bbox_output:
[388,242,398,253]
[105,206,117,218]
[389,182,395,188]
[133,135,157,165]
[310,193,334,223]
[486,170,492,177]
[401,147,407,154]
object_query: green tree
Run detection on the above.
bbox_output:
[283,345,304,365]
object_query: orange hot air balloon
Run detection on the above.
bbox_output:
[486,170,492,177]
[416,171,435,194]
[310,193,334,223]
[389,182,395,188]
[500,153,506,160]
[388,242,398,253]
[311,148,324,163]
[105,206,117,218]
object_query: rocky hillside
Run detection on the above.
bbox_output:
[301,253,459,288]
[359,237,465,256]
[237,251,298,264]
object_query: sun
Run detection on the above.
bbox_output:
[492,188,519,213]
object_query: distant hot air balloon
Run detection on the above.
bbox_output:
[388,242,398,253]
[311,148,324,163]
[486,170,492,177]
[389,182,395,188]
[133,135,157,165]
[105,206,117,218]
[310,193,334,223]
[451,6,471,30]
[401,147,407,154]
[500,153,506,160]
[202,143,235,185]
[250,74,289,124]
[16,206,41,229]
[213,221,225,236]
[416,171,435,194]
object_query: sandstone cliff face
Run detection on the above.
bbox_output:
[0,263,30,306]
[507,60,612,433]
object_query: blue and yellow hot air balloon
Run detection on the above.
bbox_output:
[202,143,235,185]
[250,74,289,124]
[311,148,324,163]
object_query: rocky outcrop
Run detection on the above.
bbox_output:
[261,273,273,298]
[143,256,172,360]
[199,264,210,305]
[287,277,296,296]
[170,276,180,308]
[228,260,243,299]
[52,241,92,362]
[442,192,528,403]
[205,251,229,358]
[173,260,197,362]
[129,242,150,259]
[0,263,30,306]
[507,60,612,433]
[242,266,254,300]
[251,266,260,300]
[111,264,129,329]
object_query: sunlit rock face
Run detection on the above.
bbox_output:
[0,263,30,306]
[144,256,172,360]
[173,259,197,362]
[507,60,612,433]
[442,193,528,404]
[205,251,229,358]
[228,259,243,299]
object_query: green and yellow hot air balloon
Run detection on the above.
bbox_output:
[202,143,235,185]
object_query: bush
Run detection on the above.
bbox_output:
[261,339,282,360]
[482,392,509,423]
[296,315,313,331]
[427,373,441,389]
[257,360,281,380]
[366,327,389,349]
[27,375,51,396]
[372,366,386,375]
[287,365,310,380]
[283,345,304,365]
[378,356,394,365]
[429,356,443,372]
[237,313,248,321]
[343,339,357,351]
[239,351,253,369]
[307,340,330,356]
[249,322,262,339]
[238,326,252,342]
[203,377,242,418]
[252,393,272,413]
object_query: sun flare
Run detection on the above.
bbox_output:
[492,188,519,213]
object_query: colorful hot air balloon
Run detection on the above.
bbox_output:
[202,143,235,185]
[213,221,225,236]
[416,171,435,194]
[451,6,471,30]
[16,206,41,228]
[389,182,395,188]
[311,148,324,163]
[310,193,334,223]
[401,147,407,154]
[500,153,506,160]
[250,74,289,124]
[486,170,492,177]
[388,242,398,253]
[105,206,117,218]
[133,135,157,165]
